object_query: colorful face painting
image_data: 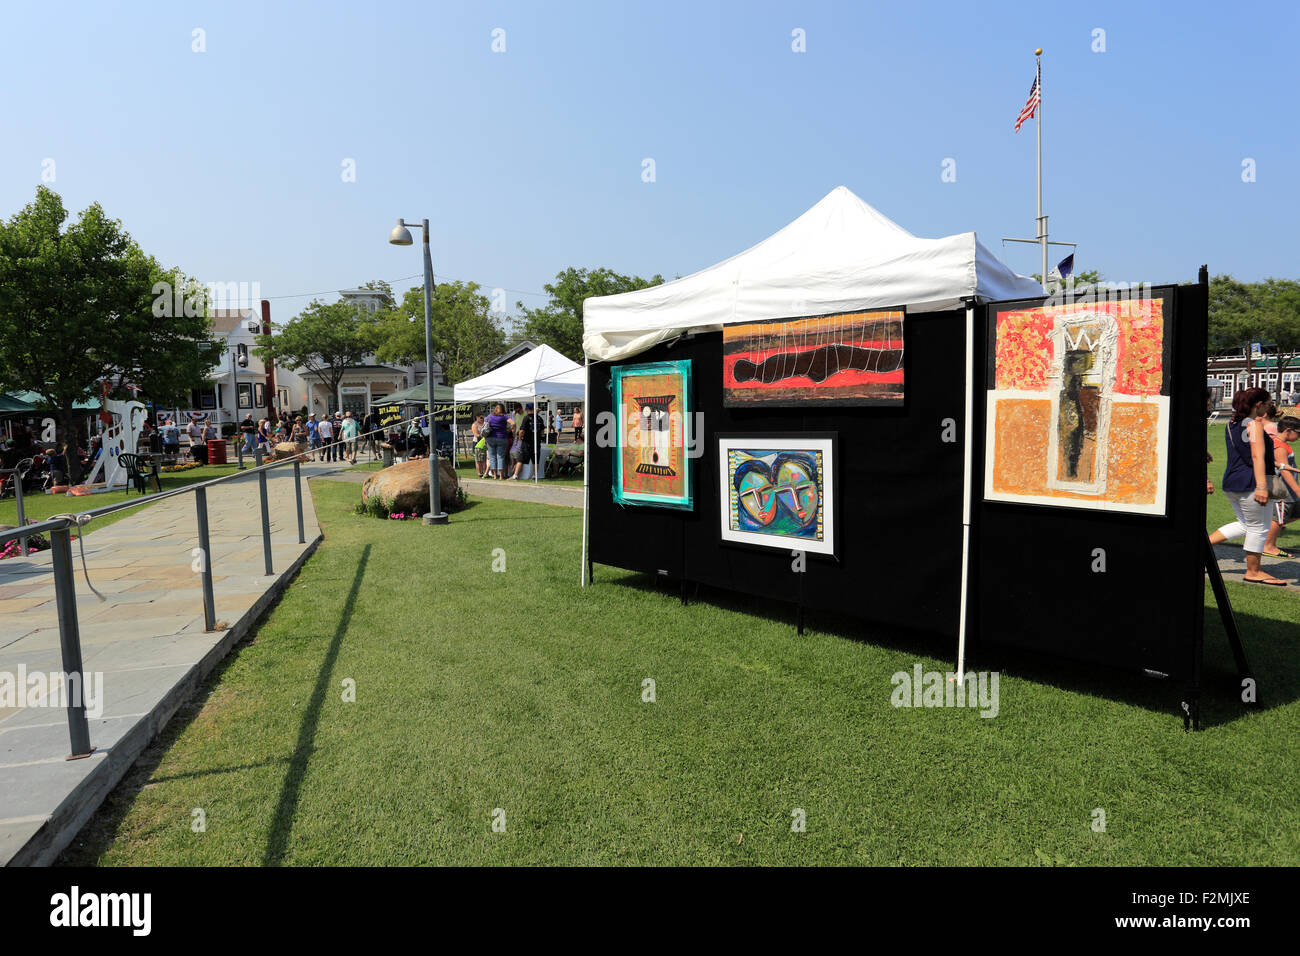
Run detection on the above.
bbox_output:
[611,360,694,510]
[718,435,836,556]
[984,292,1172,515]
[722,310,905,406]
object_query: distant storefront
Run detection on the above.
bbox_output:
[1207,349,1300,404]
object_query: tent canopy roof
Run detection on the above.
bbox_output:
[453,344,585,404]
[582,185,1044,362]
[5,391,98,411]
[0,393,37,414]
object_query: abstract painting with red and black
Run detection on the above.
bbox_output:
[721,309,905,406]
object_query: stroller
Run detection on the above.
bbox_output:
[545,446,585,479]
[0,457,44,499]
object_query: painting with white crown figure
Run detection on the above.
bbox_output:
[984,293,1172,516]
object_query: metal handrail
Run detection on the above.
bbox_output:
[0,443,314,759]
[0,403,447,548]
[0,406,446,758]
[1,393,543,759]
[0,451,306,547]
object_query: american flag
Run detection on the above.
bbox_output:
[1014,63,1040,132]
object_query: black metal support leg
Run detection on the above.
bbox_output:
[1203,534,1258,707]
[195,488,216,631]
[50,528,93,758]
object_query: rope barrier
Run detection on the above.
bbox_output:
[46,512,106,602]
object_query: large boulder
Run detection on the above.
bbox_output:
[362,458,459,512]
[271,441,308,462]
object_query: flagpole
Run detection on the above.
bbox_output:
[1036,48,1047,288]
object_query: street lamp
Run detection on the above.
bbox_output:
[389,217,448,525]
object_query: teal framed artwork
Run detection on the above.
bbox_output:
[610,360,694,510]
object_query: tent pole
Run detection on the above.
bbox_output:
[956,301,976,684]
[581,362,590,587]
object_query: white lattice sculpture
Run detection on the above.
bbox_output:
[84,400,147,489]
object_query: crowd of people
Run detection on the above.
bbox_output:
[2,404,459,495]
[1208,387,1300,586]
[233,409,368,464]
[467,402,583,480]
[0,422,111,495]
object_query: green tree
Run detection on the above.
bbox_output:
[357,278,393,300]
[1031,267,1102,290]
[255,299,375,412]
[1209,275,1300,394]
[1254,278,1300,397]
[1209,274,1255,352]
[517,267,664,362]
[0,186,220,481]
[369,280,506,384]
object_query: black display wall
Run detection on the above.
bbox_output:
[971,283,1207,679]
[587,309,970,640]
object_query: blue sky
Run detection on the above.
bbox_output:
[2,0,1296,319]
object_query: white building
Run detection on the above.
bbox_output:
[303,288,444,416]
[177,291,451,423]
[164,309,311,426]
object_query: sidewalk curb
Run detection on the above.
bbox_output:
[6,531,323,867]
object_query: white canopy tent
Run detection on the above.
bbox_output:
[583,185,1041,361]
[453,343,586,483]
[578,186,1044,678]
[454,343,585,404]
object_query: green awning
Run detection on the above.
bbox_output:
[0,393,36,413]
[370,383,455,405]
[6,391,98,411]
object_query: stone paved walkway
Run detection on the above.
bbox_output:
[0,460,343,865]
[1210,542,1300,593]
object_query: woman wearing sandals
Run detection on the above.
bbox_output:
[1209,388,1289,585]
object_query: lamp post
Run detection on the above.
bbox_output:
[389,217,448,525]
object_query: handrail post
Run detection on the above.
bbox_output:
[294,459,305,544]
[195,487,217,631]
[14,469,27,557]
[50,527,93,759]
[258,453,273,576]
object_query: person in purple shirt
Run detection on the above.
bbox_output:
[484,402,513,479]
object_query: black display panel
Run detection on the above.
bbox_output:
[972,284,1206,678]
[588,310,968,640]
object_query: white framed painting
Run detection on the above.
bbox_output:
[983,292,1172,516]
[717,433,837,557]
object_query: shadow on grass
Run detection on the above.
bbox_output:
[55,553,318,865]
[596,567,1295,731]
[262,543,370,866]
[464,513,580,523]
[144,759,291,786]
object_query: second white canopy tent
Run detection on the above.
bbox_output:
[452,343,586,482]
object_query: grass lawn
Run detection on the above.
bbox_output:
[61,476,1299,866]
[0,463,246,536]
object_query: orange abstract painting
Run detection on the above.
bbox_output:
[984,294,1171,516]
